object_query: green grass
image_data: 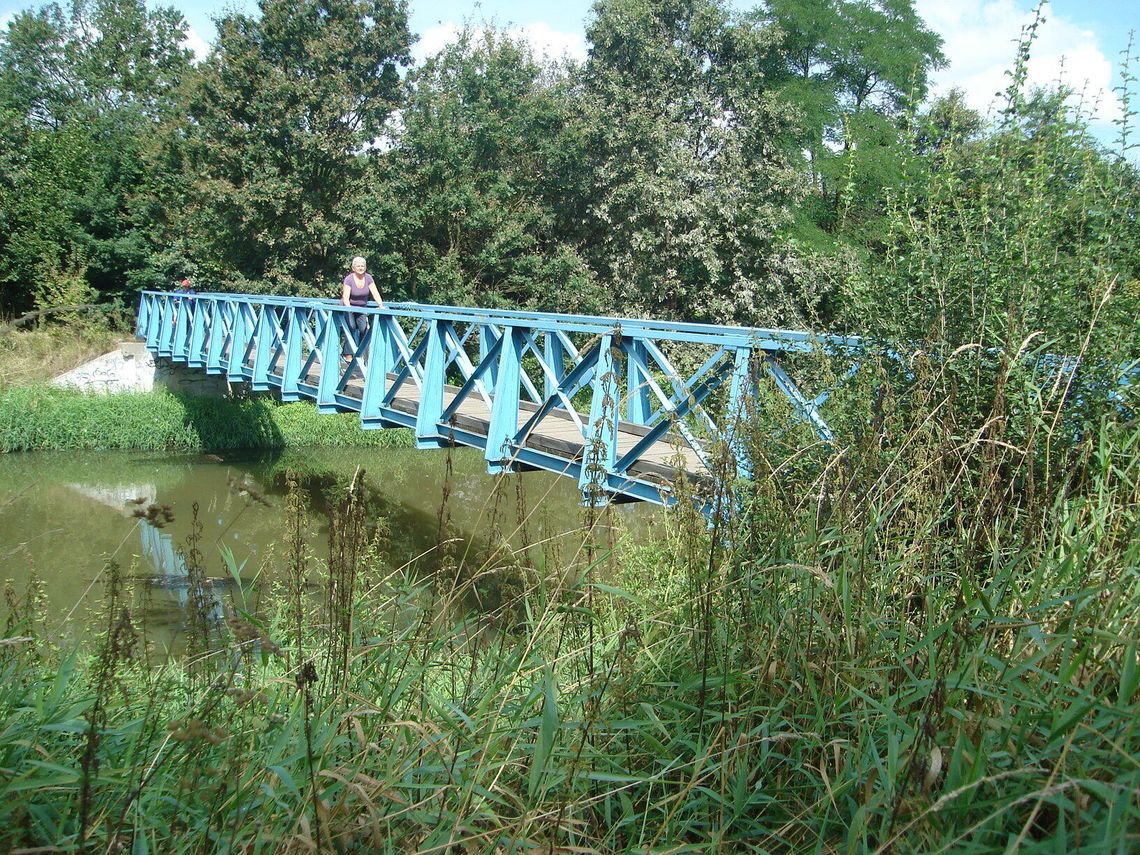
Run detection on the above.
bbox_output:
[0,362,1136,852]
[0,383,413,453]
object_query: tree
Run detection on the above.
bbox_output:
[0,5,73,127]
[753,0,943,153]
[750,0,944,247]
[840,86,1139,375]
[368,28,598,311]
[0,0,194,312]
[179,0,411,293]
[580,0,828,326]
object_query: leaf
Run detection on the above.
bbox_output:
[269,764,301,799]
[528,667,559,800]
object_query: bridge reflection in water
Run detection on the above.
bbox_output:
[138,292,861,516]
[139,523,226,627]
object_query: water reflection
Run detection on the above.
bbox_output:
[138,523,226,625]
[0,447,643,638]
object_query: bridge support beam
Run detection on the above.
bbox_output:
[225,306,247,383]
[485,328,525,472]
[625,339,651,425]
[479,324,500,394]
[281,306,304,401]
[252,306,275,390]
[361,317,401,429]
[190,302,209,368]
[317,312,344,413]
[726,346,756,481]
[415,320,448,448]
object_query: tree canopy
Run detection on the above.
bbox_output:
[0,0,1135,373]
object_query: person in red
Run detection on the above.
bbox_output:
[340,256,384,360]
[171,277,195,327]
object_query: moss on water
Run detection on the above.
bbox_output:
[0,384,413,453]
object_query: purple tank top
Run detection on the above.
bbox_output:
[343,273,375,307]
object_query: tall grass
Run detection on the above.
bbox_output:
[0,347,1135,852]
[0,314,130,390]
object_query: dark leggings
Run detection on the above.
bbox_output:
[343,312,369,356]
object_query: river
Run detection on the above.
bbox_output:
[0,446,648,648]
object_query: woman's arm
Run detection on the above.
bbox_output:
[341,280,352,307]
[368,281,384,308]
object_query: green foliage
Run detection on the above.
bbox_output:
[581,0,833,325]
[177,0,411,294]
[372,28,601,311]
[0,384,413,452]
[840,90,1140,378]
[0,111,94,311]
[752,0,945,244]
[1,0,1131,353]
[828,15,1138,367]
[0,0,194,312]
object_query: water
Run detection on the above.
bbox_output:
[0,447,644,644]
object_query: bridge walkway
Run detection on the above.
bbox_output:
[302,355,707,486]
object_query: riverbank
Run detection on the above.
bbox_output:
[0,317,123,390]
[0,383,413,452]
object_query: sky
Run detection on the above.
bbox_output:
[1,0,1137,148]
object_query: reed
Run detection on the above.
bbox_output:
[0,342,1135,852]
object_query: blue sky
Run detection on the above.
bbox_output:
[2,0,1137,148]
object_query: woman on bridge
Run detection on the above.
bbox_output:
[340,256,385,360]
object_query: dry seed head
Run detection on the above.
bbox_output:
[225,687,269,707]
[168,718,227,745]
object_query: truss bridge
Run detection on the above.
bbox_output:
[137,293,862,516]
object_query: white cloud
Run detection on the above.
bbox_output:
[916,0,1123,125]
[183,24,210,63]
[413,22,464,64]
[510,21,587,62]
[412,20,587,66]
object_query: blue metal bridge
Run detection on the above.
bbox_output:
[136,292,861,514]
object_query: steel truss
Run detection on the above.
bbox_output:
[138,291,863,516]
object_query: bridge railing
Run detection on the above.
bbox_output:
[137,290,863,509]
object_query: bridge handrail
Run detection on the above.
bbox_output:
[142,290,864,353]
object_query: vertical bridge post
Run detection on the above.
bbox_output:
[485,327,525,472]
[415,319,447,448]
